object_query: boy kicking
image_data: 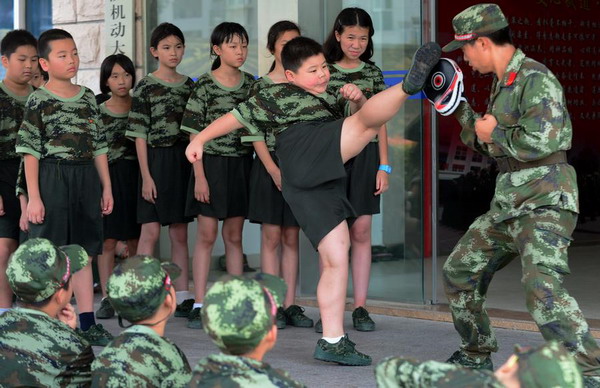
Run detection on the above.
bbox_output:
[186,36,441,365]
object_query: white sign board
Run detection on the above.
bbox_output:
[105,0,135,60]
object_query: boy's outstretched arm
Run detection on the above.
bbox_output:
[185,112,243,163]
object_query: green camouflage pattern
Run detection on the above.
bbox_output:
[375,356,502,388]
[517,341,583,388]
[202,273,286,355]
[189,353,305,388]
[0,307,94,387]
[7,238,88,303]
[181,71,255,156]
[444,207,600,373]
[247,76,276,150]
[0,80,33,160]
[98,103,136,163]
[327,62,387,100]
[16,86,108,160]
[127,73,194,147]
[456,50,578,223]
[442,3,509,52]
[91,324,191,387]
[15,157,26,196]
[235,83,348,145]
[107,255,181,322]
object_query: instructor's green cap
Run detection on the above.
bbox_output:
[516,341,583,388]
[7,238,88,303]
[442,3,509,52]
[202,273,286,355]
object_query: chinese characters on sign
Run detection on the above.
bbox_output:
[105,0,134,60]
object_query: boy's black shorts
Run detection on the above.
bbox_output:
[276,119,355,249]
[103,159,141,241]
[185,154,252,220]
[28,159,103,256]
[0,158,21,240]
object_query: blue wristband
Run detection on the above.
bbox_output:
[378,164,392,174]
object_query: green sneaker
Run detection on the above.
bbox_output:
[187,307,203,329]
[402,42,442,95]
[446,350,493,371]
[315,318,323,333]
[276,307,287,329]
[313,334,372,366]
[352,307,375,332]
[175,298,194,318]
[284,305,314,328]
[78,324,113,347]
[95,298,115,319]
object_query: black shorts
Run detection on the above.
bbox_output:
[185,154,252,220]
[28,159,103,256]
[346,142,381,216]
[0,158,20,240]
[276,119,355,249]
[103,159,141,240]
[137,142,193,225]
[248,152,299,227]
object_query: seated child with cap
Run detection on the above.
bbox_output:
[375,341,583,388]
[0,238,95,387]
[91,255,192,387]
[189,273,305,388]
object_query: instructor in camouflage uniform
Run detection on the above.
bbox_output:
[440,3,600,383]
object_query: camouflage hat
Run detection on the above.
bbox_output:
[516,341,583,388]
[202,273,287,355]
[7,238,88,303]
[442,3,509,52]
[107,255,181,322]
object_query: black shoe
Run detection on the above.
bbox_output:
[187,307,203,329]
[284,305,314,328]
[314,318,323,333]
[402,42,442,95]
[446,350,493,371]
[242,254,256,273]
[313,334,371,366]
[95,298,115,319]
[175,298,194,318]
[78,324,114,347]
[352,307,375,331]
[276,307,286,329]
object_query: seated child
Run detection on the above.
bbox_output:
[189,273,305,387]
[0,238,94,386]
[91,255,192,387]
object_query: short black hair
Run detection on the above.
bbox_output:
[38,29,74,59]
[467,26,513,47]
[210,22,249,71]
[150,22,185,50]
[281,36,323,73]
[1,29,37,57]
[323,7,375,64]
[99,54,136,94]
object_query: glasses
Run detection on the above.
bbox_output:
[58,255,72,287]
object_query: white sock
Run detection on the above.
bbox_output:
[0,308,10,315]
[322,335,343,344]
[193,303,203,309]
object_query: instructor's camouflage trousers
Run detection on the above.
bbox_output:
[443,207,600,375]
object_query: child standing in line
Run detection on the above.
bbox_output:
[179,22,255,329]
[185,37,441,365]
[95,54,140,320]
[127,23,195,302]
[0,29,37,315]
[244,21,313,330]
[321,7,390,333]
[16,29,114,346]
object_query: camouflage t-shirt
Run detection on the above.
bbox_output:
[455,49,578,222]
[0,307,94,387]
[16,86,108,160]
[189,353,305,388]
[99,103,136,163]
[127,73,194,148]
[246,75,279,150]
[91,324,191,387]
[235,83,348,146]
[0,81,33,160]
[181,71,255,156]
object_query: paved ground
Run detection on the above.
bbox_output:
[92,300,547,387]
